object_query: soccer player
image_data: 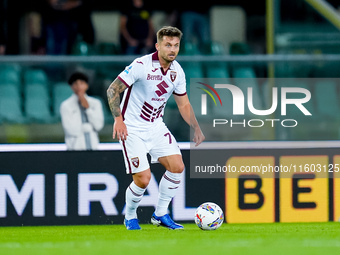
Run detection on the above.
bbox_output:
[107,26,205,230]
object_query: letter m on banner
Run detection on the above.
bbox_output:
[0,174,45,217]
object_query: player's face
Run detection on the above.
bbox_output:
[156,36,180,63]
[71,79,89,95]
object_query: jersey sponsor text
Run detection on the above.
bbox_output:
[147,74,163,81]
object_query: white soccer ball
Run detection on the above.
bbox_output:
[194,202,224,230]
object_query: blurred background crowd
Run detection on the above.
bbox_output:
[0,0,267,55]
[1,0,340,144]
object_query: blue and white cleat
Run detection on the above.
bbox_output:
[151,213,184,230]
[124,218,141,230]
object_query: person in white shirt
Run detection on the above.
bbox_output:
[60,72,104,150]
[107,26,205,230]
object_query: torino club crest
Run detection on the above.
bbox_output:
[131,157,139,168]
[170,71,177,82]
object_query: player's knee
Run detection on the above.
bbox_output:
[133,170,151,189]
[134,178,150,189]
[137,176,151,189]
[170,162,185,174]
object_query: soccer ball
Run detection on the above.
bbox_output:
[194,202,224,230]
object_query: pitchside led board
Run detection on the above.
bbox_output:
[1,144,340,226]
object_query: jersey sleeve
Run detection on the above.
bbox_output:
[173,66,187,96]
[117,58,144,87]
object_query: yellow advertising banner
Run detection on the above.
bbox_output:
[225,156,275,223]
[279,155,328,222]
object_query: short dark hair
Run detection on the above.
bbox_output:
[157,26,183,43]
[68,72,89,86]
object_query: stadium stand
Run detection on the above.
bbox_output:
[91,11,120,54]
[210,6,246,54]
[2,4,340,143]
[0,84,25,123]
[24,84,53,123]
[205,63,229,79]
[229,42,251,55]
[314,80,340,119]
[0,83,21,103]
[180,42,201,55]
[182,62,204,82]
[96,42,121,55]
[23,68,49,87]
[52,82,73,121]
[0,66,21,88]
[72,39,94,56]
[151,11,168,32]
[178,61,204,110]
[93,95,113,124]
[202,41,226,56]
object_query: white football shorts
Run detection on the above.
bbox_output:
[119,121,181,174]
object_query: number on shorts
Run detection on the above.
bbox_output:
[164,132,172,144]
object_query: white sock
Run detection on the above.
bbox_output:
[155,170,183,217]
[125,181,146,220]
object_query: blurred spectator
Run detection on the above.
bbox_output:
[41,0,95,55]
[120,0,155,55]
[60,72,104,150]
[28,11,46,55]
[179,4,212,47]
[0,0,7,55]
[71,0,95,45]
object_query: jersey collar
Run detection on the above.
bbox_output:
[152,51,174,75]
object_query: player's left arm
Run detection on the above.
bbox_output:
[174,94,205,146]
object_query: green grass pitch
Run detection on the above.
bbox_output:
[0,223,339,255]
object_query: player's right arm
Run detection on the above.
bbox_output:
[107,78,128,141]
